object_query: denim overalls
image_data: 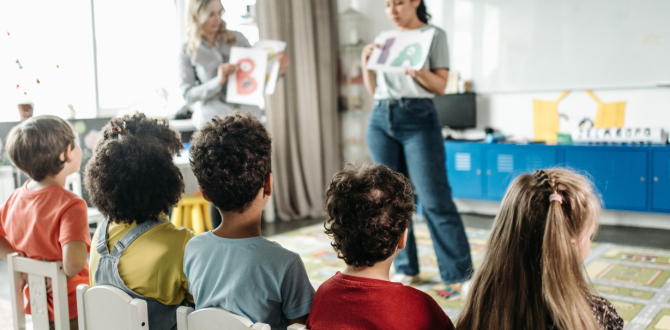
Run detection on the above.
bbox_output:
[94,219,180,330]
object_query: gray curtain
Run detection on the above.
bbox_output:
[257,0,341,220]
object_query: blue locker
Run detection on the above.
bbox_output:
[652,149,670,212]
[485,145,558,200]
[564,147,648,211]
[445,142,485,199]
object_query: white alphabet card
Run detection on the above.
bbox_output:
[366,28,435,73]
[226,46,268,107]
[252,40,287,95]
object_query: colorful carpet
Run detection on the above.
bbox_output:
[269,222,670,330]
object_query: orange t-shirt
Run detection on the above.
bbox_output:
[0,181,91,321]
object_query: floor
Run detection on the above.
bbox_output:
[262,213,670,250]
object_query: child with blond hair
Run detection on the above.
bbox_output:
[456,169,624,330]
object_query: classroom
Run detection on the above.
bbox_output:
[0,0,669,329]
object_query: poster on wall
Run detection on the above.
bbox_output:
[226,47,268,107]
[253,40,287,95]
[366,28,435,73]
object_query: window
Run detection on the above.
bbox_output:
[0,0,96,121]
[0,0,260,122]
[222,0,259,46]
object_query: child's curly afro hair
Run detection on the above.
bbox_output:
[84,113,184,224]
[324,163,416,268]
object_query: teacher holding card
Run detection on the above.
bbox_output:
[362,0,473,289]
[179,0,290,130]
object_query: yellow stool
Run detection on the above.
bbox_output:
[171,195,213,234]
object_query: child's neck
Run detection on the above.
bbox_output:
[27,171,71,191]
[342,257,395,282]
[211,209,262,239]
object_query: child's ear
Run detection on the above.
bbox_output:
[263,172,273,197]
[60,144,72,163]
[199,187,212,202]
[398,227,409,250]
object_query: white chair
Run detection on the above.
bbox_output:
[76,284,149,330]
[7,252,70,330]
[176,306,270,330]
[287,324,308,330]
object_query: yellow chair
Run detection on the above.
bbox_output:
[171,195,213,234]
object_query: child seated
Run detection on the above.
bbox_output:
[85,114,193,330]
[456,169,624,330]
[306,164,455,330]
[0,115,90,329]
[184,111,314,330]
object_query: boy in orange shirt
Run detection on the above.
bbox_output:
[0,115,90,330]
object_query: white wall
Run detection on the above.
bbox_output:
[339,0,670,141]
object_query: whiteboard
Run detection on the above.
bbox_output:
[459,0,670,93]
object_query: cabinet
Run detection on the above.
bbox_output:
[485,145,558,200]
[564,147,648,211]
[444,142,670,214]
[652,149,670,212]
[445,143,485,199]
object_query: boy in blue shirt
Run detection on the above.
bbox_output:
[184,110,313,330]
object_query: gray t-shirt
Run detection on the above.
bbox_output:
[373,24,450,100]
[179,31,261,129]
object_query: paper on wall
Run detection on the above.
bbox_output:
[226,47,268,107]
[253,40,287,95]
[366,28,435,73]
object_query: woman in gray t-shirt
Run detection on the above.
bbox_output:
[361,0,473,289]
[179,0,290,130]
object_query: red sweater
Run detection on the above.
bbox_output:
[305,272,454,330]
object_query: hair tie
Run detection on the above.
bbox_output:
[111,121,128,135]
[549,193,563,204]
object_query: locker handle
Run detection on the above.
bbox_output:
[655,177,660,182]
[476,169,481,175]
[487,170,492,175]
[640,177,645,182]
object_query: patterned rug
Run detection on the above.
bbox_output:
[268,222,670,330]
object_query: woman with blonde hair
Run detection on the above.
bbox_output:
[178,0,291,130]
[456,169,624,330]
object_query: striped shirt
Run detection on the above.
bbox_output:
[179,31,261,129]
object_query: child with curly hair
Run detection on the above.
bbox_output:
[184,111,314,330]
[0,116,89,330]
[456,169,624,330]
[305,163,454,330]
[85,113,193,330]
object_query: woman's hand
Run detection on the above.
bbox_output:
[362,43,381,66]
[405,67,429,79]
[217,63,239,85]
[276,52,291,76]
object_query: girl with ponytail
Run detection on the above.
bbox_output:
[456,168,624,330]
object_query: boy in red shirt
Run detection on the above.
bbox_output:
[0,115,90,330]
[306,164,455,330]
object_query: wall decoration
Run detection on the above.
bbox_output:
[226,47,268,108]
[366,28,435,73]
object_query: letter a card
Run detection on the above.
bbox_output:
[366,28,435,73]
[226,46,268,107]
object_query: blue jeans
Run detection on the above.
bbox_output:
[366,98,473,283]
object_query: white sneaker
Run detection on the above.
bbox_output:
[391,274,421,285]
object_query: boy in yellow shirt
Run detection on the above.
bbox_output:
[85,114,193,330]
